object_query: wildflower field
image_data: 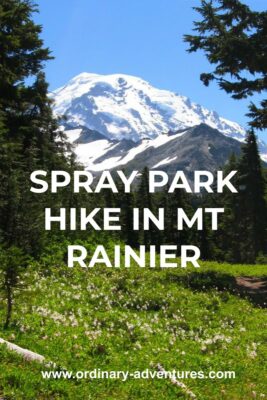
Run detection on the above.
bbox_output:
[0,241,266,399]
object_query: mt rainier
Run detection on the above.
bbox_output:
[51,72,267,172]
[52,72,246,142]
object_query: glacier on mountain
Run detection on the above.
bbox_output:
[51,72,246,142]
[51,72,267,169]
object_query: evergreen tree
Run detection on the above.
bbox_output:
[209,137,267,263]
[117,187,138,247]
[163,186,193,248]
[237,130,267,262]
[0,0,72,327]
[199,218,211,260]
[0,247,29,329]
[184,0,267,129]
[209,154,241,262]
[0,0,66,252]
[136,167,160,247]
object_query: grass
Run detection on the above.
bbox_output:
[0,243,266,399]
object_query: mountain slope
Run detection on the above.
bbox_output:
[123,124,242,177]
[52,72,246,142]
[64,124,242,176]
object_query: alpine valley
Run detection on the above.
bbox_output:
[51,72,267,174]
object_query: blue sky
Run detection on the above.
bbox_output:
[36,0,266,142]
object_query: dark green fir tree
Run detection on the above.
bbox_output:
[237,130,267,262]
[0,0,72,327]
[184,0,267,130]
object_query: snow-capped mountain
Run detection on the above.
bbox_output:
[52,72,246,142]
[51,72,267,171]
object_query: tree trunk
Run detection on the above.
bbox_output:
[4,279,12,329]
[0,338,45,363]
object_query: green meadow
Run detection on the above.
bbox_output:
[0,240,266,400]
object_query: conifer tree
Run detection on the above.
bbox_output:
[164,187,193,248]
[237,130,267,262]
[117,188,138,247]
[210,137,267,263]
[137,167,160,247]
[0,247,28,329]
[0,0,72,327]
[184,0,267,129]
[211,154,241,262]
[199,219,211,260]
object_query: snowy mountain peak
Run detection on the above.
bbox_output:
[51,72,246,143]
